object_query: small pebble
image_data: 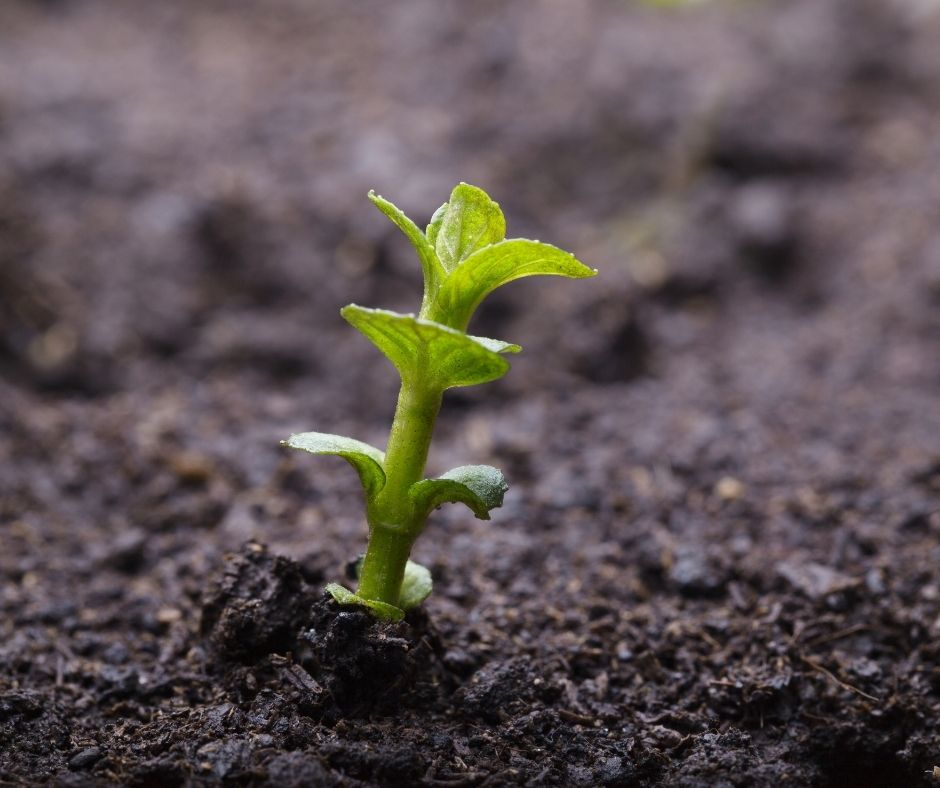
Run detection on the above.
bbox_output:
[716,476,745,501]
[69,747,102,770]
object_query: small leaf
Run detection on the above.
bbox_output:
[410,464,509,520]
[433,183,506,272]
[342,305,512,388]
[429,239,597,330]
[369,190,446,295]
[325,582,358,606]
[398,560,433,609]
[325,583,405,622]
[282,432,386,497]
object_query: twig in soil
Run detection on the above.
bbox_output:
[557,708,597,726]
[801,709,835,724]
[802,623,869,649]
[798,654,880,702]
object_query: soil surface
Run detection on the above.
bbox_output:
[2,0,940,785]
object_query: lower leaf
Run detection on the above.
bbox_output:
[345,559,432,612]
[325,583,405,622]
[399,561,433,610]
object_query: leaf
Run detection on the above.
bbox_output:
[325,583,405,622]
[429,239,597,330]
[398,560,433,609]
[341,305,512,389]
[282,432,386,497]
[369,190,445,295]
[325,582,359,606]
[410,464,509,520]
[433,183,506,272]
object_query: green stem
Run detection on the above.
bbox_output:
[356,377,443,606]
[356,524,416,605]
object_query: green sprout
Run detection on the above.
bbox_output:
[283,183,596,621]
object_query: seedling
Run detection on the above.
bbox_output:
[283,183,596,620]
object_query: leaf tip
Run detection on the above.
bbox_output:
[568,254,598,278]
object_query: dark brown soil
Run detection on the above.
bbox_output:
[2,0,940,785]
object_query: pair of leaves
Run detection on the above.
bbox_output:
[369,183,504,299]
[341,305,519,389]
[369,183,596,329]
[326,559,433,622]
[282,433,509,522]
[283,433,505,618]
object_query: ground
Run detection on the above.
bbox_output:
[2,0,940,785]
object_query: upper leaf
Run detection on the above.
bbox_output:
[428,239,597,330]
[410,464,509,520]
[369,190,446,297]
[341,305,513,389]
[282,432,386,497]
[432,183,506,273]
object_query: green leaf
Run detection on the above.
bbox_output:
[433,183,506,272]
[410,464,509,520]
[429,239,597,330]
[341,305,512,388]
[398,560,433,609]
[325,583,405,622]
[369,190,446,295]
[325,582,360,607]
[282,432,386,497]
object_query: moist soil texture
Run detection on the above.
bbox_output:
[2,0,940,785]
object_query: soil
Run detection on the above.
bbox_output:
[2,0,940,785]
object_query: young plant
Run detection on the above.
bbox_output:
[283,183,596,621]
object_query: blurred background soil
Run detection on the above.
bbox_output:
[2,0,940,784]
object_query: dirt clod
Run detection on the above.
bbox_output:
[201,542,319,662]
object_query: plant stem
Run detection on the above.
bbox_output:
[356,377,442,606]
[356,524,416,605]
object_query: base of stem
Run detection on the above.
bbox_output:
[355,525,416,607]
